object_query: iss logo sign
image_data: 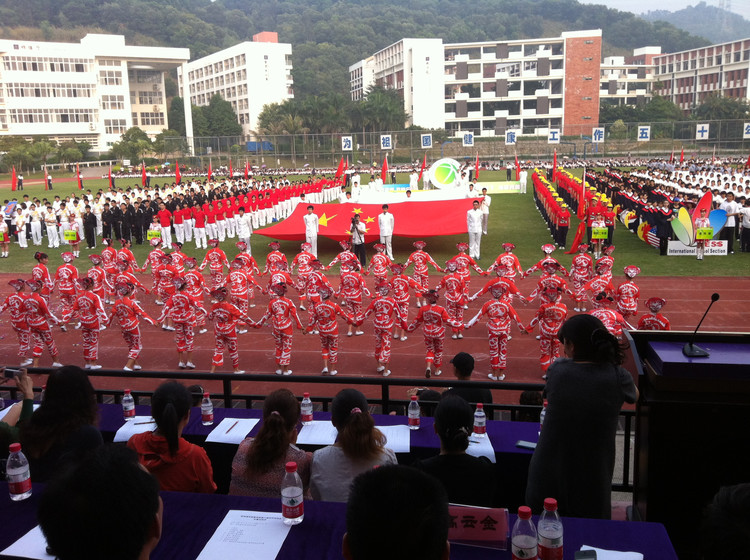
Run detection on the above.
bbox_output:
[428,158,461,189]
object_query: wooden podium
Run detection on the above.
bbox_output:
[626,330,750,560]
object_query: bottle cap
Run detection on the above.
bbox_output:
[477,403,484,409]
[9,443,22,453]
[203,392,210,398]
[303,392,310,398]
[285,461,297,473]
[411,395,418,401]
[543,399,548,406]
[543,497,558,511]
[518,505,532,520]
[124,389,131,394]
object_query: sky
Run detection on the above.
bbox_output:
[576,0,750,20]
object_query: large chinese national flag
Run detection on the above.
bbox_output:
[256,198,480,242]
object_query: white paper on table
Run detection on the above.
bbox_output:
[0,525,54,560]
[296,420,338,445]
[113,416,157,443]
[205,418,259,444]
[196,510,292,560]
[0,403,40,422]
[466,435,496,463]
[375,424,411,453]
[580,545,644,560]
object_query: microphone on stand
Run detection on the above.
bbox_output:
[682,293,720,358]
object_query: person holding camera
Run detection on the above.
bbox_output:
[351,213,367,268]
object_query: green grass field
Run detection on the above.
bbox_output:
[1,170,747,276]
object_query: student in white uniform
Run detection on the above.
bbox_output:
[480,187,491,235]
[377,204,395,260]
[466,200,483,260]
[304,205,320,257]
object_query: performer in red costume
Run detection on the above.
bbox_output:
[307,284,354,376]
[356,281,407,377]
[114,259,148,299]
[335,256,370,337]
[485,242,524,282]
[117,239,138,273]
[141,238,166,292]
[199,238,229,289]
[594,244,616,283]
[207,287,251,374]
[365,243,392,282]
[24,279,62,368]
[404,240,443,308]
[527,261,574,304]
[226,258,262,333]
[568,243,593,312]
[106,282,156,371]
[154,253,181,324]
[291,242,316,310]
[170,241,187,271]
[470,268,527,306]
[589,292,632,337]
[637,297,671,331]
[54,251,79,330]
[234,241,260,277]
[183,257,210,333]
[615,265,641,319]
[262,240,288,275]
[100,238,119,304]
[86,254,111,302]
[32,252,54,303]
[326,240,358,275]
[526,287,568,377]
[406,289,462,379]
[157,277,207,369]
[300,259,332,328]
[465,283,527,381]
[249,282,304,376]
[388,262,425,341]
[695,208,711,261]
[578,261,616,310]
[70,277,108,370]
[524,244,568,278]
[434,259,466,339]
[449,242,483,302]
[0,279,32,365]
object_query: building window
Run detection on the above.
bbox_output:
[139,112,165,126]
[99,70,122,86]
[104,119,127,134]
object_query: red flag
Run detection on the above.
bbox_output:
[669,148,674,164]
[76,163,82,190]
[207,161,212,181]
[552,149,557,182]
[244,162,249,181]
[343,157,349,179]
[418,153,427,182]
[141,163,147,187]
[475,153,479,180]
[175,161,181,184]
[229,159,233,178]
[256,199,478,242]
[108,165,113,189]
[745,152,750,168]
[680,146,684,164]
[577,171,587,221]
[335,156,344,179]
[11,166,17,192]
[44,166,48,191]
[381,155,389,183]
[565,221,587,254]
[514,154,520,181]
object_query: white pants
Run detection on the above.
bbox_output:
[194,227,207,249]
[175,223,185,244]
[45,224,59,247]
[468,232,482,260]
[380,234,393,260]
[306,233,318,257]
[183,222,193,243]
[18,227,28,248]
[226,217,236,238]
[31,222,42,245]
[482,213,489,235]
[95,214,102,235]
[252,212,260,230]
[161,226,172,247]
[206,223,218,239]
[239,236,252,254]
[217,220,226,242]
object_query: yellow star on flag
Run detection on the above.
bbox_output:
[345,230,352,235]
[364,216,375,224]
[353,208,363,214]
[318,212,337,227]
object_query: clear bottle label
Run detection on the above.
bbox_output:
[473,424,486,434]
[408,416,420,426]
[123,406,135,418]
[301,413,313,423]
[9,477,31,495]
[202,412,214,423]
[282,492,304,518]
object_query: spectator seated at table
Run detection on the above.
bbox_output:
[412,395,497,507]
[0,368,34,452]
[20,365,103,482]
[701,483,750,560]
[343,464,450,560]
[310,388,397,502]
[128,381,217,494]
[517,390,543,423]
[230,388,312,498]
[39,444,162,560]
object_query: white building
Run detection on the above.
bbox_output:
[178,32,293,137]
[599,47,661,108]
[0,34,190,153]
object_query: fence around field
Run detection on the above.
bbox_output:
[1,366,636,492]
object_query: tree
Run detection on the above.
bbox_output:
[110,127,153,163]
[281,114,309,165]
[168,97,186,136]
[191,105,210,137]
[204,94,243,137]
[695,94,750,121]
[362,87,409,131]
[609,119,628,140]
[642,96,685,122]
[153,129,188,159]
[28,138,57,167]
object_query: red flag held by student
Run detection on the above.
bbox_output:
[44,166,48,191]
[475,153,479,180]
[343,157,349,178]
[565,221,587,254]
[514,154,520,181]
[552,149,557,182]
[11,166,17,192]
[745,152,750,168]
[381,155,389,183]
[108,166,113,189]
[207,161,212,182]
[76,163,82,190]
[669,148,674,164]
[680,146,685,164]
[244,162,249,181]
[229,159,233,179]
[141,163,147,187]
[335,156,344,179]
[175,161,181,184]
[418,153,427,182]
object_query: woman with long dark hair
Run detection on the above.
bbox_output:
[525,314,638,519]
[127,381,216,493]
[20,366,102,481]
[310,388,396,502]
[229,389,311,497]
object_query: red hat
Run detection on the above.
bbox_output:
[490,283,508,298]
[541,244,556,254]
[270,282,287,296]
[390,262,405,274]
[456,242,469,252]
[8,279,25,291]
[375,280,390,295]
[578,243,589,252]
[424,289,439,304]
[595,291,615,306]
[171,242,182,250]
[339,240,352,250]
[210,286,228,301]
[115,282,134,296]
[646,297,666,312]
[208,238,220,247]
[445,259,458,273]
[502,243,515,252]
[235,241,247,251]
[61,251,75,263]
[26,279,43,291]
[172,277,187,290]
[184,257,197,269]
[88,254,103,265]
[603,245,616,255]
[301,242,311,252]
[268,241,281,250]
[318,284,333,299]
[373,243,385,253]
[413,240,426,249]
[624,265,641,278]
[77,277,94,290]
[231,258,243,269]
[542,286,562,302]
[149,238,162,247]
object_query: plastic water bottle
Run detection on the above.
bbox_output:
[539,399,548,436]
[40,384,46,402]
[473,402,486,437]
[511,505,537,560]
[301,392,313,425]
[538,497,563,560]
[7,443,32,501]
[201,392,214,426]
[407,395,420,430]
[0,394,4,410]
[122,389,135,421]
[281,461,304,525]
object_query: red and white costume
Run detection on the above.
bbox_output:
[87,260,111,301]
[470,275,527,305]
[208,298,248,370]
[227,265,262,321]
[358,292,406,368]
[308,295,353,370]
[406,298,462,372]
[615,266,641,318]
[637,297,670,330]
[107,294,155,361]
[389,269,425,323]
[527,270,574,303]
[117,246,138,273]
[594,248,615,283]
[434,267,466,335]
[579,272,616,310]
[0,285,31,361]
[141,245,166,290]
[114,267,148,295]
[24,289,60,362]
[486,244,524,281]
[589,307,629,338]
[158,291,205,353]
[155,261,181,302]
[72,287,108,362]
[101,243,119,301]
[54,257,79,324]
[366,246,392,282]
[251,290,303,369]
[199,244,229,289]
[263,246,288,275]
[450,247,483,298]
[336,267,371,319]
[405,242,442,293]
[291,247,316,301]
[568,245,594,310]
[527,291,568,372]
[183,260,209,328]
[32,262,53,302]
[524,245,569,277]
[466,294,525,376]
[327,247,358,274]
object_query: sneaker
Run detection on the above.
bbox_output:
[347,332,353,337]
[20,358,33,367]
[275,369,283,375]
[60,325,67,332]
[238,329,248,334]
[199,328,207,334]
[400,336,407,341]
[74,323,81,330]
[393,333,399,339]
[463,304,469,309]
[457,333,463,339]
[167,326,175,331]
[99,325,107,331]
[434,369,442,376]
[488,373,506,381]
[88,364,102,370]
[416,301,422,308]
[155,300,164,305]
[178,362,186,369]
[508,335,513,340]
[355,330,364,336]
[234,370,245,374]
[542,374,548,380]
[185,362,196,369]
[52,361,63,367]
[536,335,541,340]
[574,307,581,312]
[425,368,431,379]
[133,365,142,371]
[382,369,391,377]
[283,370,292,376]
[322,367,329,375]
[84,364,90,369]
[330,370,337,376]
[299,305,306,311]
[451,334,458,339]
[249,304,256,308]
[123,366,133,371]
[376,365,385,373]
